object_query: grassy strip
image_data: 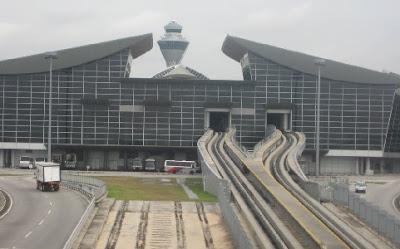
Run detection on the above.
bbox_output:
[97,176,190,201]
[364,181,387,185]
[185,178,217,202]
[97,176,217,202]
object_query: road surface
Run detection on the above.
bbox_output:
[359,179,400,219]
[0,176,87,249]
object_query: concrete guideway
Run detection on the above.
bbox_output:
[223,129,380,248]
[84,200,233,249]
[223,131,347,248]
[0,176,88,249]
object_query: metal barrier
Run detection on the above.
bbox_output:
[61,171,106,249]
[63,198,95,249]
[331,183,400,246]
[198,131,254,249]
[62,171,107,202]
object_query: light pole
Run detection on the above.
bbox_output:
[314,58,325,176]
[45,51,58,162]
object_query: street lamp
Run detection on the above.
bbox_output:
[314,58,325,176]
[45,51,58,162]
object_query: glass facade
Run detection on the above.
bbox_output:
[0,47,398,153]
[385,91,400,152]
[242,52,396,151]
[119,79,260,147]
[0,49,131,145]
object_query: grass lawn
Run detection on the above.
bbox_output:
[185,178,217,202]
[97,176,217,202]
[97,176,191,201]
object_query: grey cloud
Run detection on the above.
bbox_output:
[0,0,399,79]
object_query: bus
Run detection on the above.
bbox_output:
[164,160,199,174]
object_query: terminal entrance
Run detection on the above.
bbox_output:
[266,110,290,131]
[208,111,230,132]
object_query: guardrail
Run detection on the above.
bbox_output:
[62,171,107,202]
[61,171,106,249]
[332,183,400,247]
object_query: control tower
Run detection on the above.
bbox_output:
[158,21,189,67]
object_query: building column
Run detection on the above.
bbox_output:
[11,150,16,168]
[355,157,360,175]
[380,159,385,174]
[0,150,4,168]
[283,113,289,130]
[103,150,108,170]
[123,150,128,170]
[83,150,89,170]
[365,157,374,175]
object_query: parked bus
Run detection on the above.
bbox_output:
[164,160,199,174]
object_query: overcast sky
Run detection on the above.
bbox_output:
[0,0,399,80]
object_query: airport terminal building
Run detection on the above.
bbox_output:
[0,22,399,174]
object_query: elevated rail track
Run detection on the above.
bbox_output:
[199,128,377,249]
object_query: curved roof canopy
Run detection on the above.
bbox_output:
[222,35,399,84]
[153,64,209,80]
[0,33,152,75]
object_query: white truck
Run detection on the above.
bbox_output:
[35,162,61,191]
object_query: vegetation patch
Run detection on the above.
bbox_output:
[185,178,217,202]
[97,176,190,201]
[364,181,387,185]
[97,176,217,202]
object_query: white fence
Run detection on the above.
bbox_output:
[332,183,400,246]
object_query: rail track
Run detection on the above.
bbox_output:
[199,128,377,248]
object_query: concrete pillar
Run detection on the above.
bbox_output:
[0,150,4,168]
[365,157,374,175]
[355,157,360,175]
[103,150,108,170]
[283,113,289,130]
[123,150,128,170]
[11,150,16,168]
[83,150,89,169]
[379,159,385,174]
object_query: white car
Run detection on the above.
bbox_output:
[355,181,367,193]
[19,156,34,169]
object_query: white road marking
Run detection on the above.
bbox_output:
[38,219,44,225]
[48,209,52,215]
[49,201,53,206]
[24,231,32,238]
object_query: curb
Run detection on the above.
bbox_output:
[0,188,13,220]
[392,192,400,215]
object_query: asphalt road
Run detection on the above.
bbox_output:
[358,179,400,219]
[0,176,88,249]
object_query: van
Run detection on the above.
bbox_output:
[144,158,156,171]
[19,156,34,169]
